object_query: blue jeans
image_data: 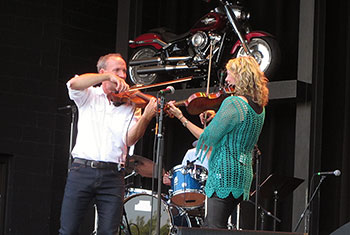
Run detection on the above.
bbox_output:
[59,162,125,235]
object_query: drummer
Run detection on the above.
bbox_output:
[163,111,214,186]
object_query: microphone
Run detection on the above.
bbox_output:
[185,159,196,170]
[159,86,175,95]
[316,170,341,176]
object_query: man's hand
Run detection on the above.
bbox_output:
[109,73,129,92]
[143,97,158,120]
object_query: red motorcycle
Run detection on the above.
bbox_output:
[128,0,280,86]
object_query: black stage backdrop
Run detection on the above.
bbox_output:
[0,0,349,235]
[319,0,350,234]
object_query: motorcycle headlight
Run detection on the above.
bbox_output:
[231,6,250,20]
[191,31,208,51]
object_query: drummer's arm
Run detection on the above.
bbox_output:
[163,171,171,186]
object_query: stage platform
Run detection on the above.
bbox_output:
[174,227,306,235]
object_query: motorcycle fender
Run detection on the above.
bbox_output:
[129,33,165,50]
[230,31,273,54]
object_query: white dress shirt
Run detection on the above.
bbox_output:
[67,81,140,164]
[181,148,209,170]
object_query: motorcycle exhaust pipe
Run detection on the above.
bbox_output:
[137,65,191,74]
[129,56,192,66]
[165,56,192,62]
[129,57,161,66]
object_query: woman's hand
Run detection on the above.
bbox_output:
[167,101,183,119]
[199,110,216,125]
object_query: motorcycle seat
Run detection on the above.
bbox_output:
[149,27,190,43]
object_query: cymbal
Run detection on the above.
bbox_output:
[125,155,155,178]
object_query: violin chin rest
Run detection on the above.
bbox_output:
[112,101,122,107]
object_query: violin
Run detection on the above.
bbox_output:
[107,77,234,118]
[107,76,193,108]
[107,90,154,108]
[169,86,235,115]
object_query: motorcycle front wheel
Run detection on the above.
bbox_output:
[235,36,280,79]
[128,46,158,85]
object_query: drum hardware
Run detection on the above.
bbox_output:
[124,170,137,180]
[120,207,132,235]
[194,216,204,227]
[125,188,153,198]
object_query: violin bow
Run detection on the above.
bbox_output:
[128,76,193,92]
[203,39,215,128]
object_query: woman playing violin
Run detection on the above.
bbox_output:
[167,56,269,229]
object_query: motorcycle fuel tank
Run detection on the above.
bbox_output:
[190,12,225,33]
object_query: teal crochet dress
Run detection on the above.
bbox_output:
[196,96,265,200]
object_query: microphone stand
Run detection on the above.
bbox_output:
[68,105,77,169]
[254,145,262,230]
[155,94,166,235]
[248,200,281,230]
[293,175,326,232]
[58,104,77,170]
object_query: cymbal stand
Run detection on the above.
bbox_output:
[293,175,326,232]
[155,94,166,235]
[118,174,136,235]
[119,207,132,235]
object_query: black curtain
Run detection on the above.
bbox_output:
[319,0,350,234]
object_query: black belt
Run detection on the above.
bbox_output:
[73,158,124,171]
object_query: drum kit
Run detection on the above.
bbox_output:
[121,155,208,235]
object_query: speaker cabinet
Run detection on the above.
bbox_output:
[330,221,350,235]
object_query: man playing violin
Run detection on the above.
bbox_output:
[167,56,269,229]
[59,53,158,235]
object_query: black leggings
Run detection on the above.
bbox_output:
[205,193,243,229]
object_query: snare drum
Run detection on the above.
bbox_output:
[169,164,208,208]
[120,194,191,235]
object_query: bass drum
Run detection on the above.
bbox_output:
[120,194,191,235]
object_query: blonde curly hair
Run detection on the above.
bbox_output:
[226,56,269,107]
